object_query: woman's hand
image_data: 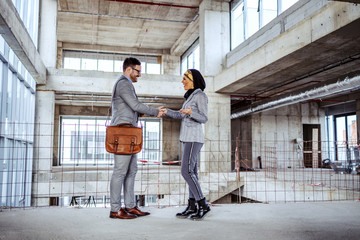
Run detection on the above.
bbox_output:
[180,107,192,115]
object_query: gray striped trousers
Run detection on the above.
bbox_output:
[181,142,204,201]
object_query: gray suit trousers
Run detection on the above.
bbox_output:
[110,154,138,212]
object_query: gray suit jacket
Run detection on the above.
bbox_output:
[110,75,159,126]
[166,89,208,143]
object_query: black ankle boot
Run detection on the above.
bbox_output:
[176,198,197,218]
[190,198,210,221]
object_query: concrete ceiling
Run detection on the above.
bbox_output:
[57,0,201,55]
[228,18,360,99]
[332,0,360,3]
[56,0,360,112]
[225,3,360,114]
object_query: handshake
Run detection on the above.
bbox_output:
[157,106,167,118]
[156,106,192,118]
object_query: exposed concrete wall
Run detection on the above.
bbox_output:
[33,90,56,206]
[41,69,184,98]
[357,99,360,145]
[202,92,231,173]
[231,116,252,169]
[199,0,230,76]
[252,104,303,169]
[232,102,326,170]
[39,0,57,69]
[162,118,181,162]
[53,105,60,166]
[162,55,180,76]
[242,171,360,203]
[197,1,232,173]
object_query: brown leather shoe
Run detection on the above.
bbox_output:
[109,208,137,219]
[125,206,150,216]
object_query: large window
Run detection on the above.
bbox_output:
[63,51,161,74]
[334,114,357,162]
[59,117,162,165]
[231,0,298,49]
[326,112,358,163]
[12,0,40,47]
[138,118,162,164]
[181,39,200,75]
[0,35,36,208]
[59,117,111,165]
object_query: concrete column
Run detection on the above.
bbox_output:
[162,55,180,75]
[357,99,360,145]
[199,0,230,76]
[198,1,231,173]
[38,0,57,69]
[32,90,55,206]
[201,90,232,173]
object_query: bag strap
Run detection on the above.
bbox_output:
[116,123,134,127]
[106,78,122,127]
[105,107,112,127]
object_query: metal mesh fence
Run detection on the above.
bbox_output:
[1,122,359,209]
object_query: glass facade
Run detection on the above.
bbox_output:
[0,0,38,207]
[11,0,40,47]
[231,0,298,49]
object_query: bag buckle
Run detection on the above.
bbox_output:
[114,138,119,152]
[130,138,135,152]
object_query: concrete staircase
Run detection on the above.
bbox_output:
[154,171,244,205]
[201,172,244,203]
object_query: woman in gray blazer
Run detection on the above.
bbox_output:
[164,69,210,221]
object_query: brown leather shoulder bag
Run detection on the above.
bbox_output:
[105,79,143,155]
[105,123,143,155]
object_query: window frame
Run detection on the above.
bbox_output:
[333,113,357,162]
[62,51,161,74]
[58,116,162,166]
[180,38,200,75]
[230,0,298,50]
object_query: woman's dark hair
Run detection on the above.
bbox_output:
[184,69,206,99]
[123,57,141,72]
[189,69,206,91]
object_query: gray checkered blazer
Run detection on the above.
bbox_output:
[110,75,158,126]
[166,89,208,143]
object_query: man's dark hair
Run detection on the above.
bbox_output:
[123,57,141,72]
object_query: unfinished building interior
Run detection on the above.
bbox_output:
[1,0,360,238]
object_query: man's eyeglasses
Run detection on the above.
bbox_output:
[132,67,141,74]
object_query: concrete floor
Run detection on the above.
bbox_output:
[0,202,360,240]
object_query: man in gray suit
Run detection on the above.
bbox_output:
[109,57,164,219]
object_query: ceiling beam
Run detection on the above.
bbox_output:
[171,16,199,56]
[60,42,170,56]
[0,0,46,84]
[104,0,199,9]
[329,0,360,3]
